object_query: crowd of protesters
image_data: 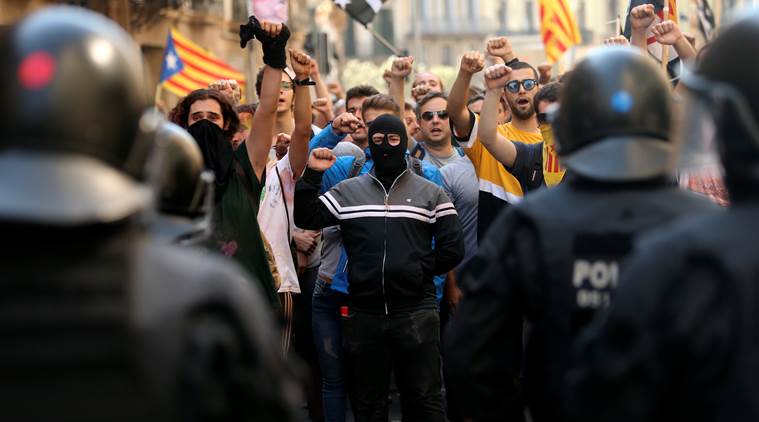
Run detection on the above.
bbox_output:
[159,6,739,421]
[7,3,759,422]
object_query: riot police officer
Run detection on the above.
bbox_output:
[443,47,719,422]
[0,6,298,421]
[567,12,759,422]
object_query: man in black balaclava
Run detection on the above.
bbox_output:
[368,114,409,191]
[294,113,465,421]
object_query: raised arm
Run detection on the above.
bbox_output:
[480,64,518,167]
[629,4,656,52]
[308,112,360,151]
[294,148,339,230]
[487,36,517,65]
[652,20,697,62]
[389,56,414,118]
[246,20,289,179]
[288,48,313,178]
[448,51,485,137]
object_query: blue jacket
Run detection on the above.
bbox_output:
[309,126,447,300]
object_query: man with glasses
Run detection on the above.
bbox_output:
[447,46,543,243]
[476,68,565,194]
[445,47,718,422]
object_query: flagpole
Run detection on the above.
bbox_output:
[363,22,402,56]
[154,83,163,108]
[661,4,670,73]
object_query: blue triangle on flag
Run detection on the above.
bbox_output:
[159,32,184,83]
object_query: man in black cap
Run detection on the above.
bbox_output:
[0,7,298,421]
[295,114,464,422]
[443,46,719,422]
[567,12,759,422]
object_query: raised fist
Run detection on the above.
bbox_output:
[308,148,337,172]
[460,51,485,75]
[391,56,414,79]
[309,58,320,78]
[630,4,656,32]
[331,112,361,135]
[487,37,516,63]
[209,79,241,105]
[484,64,512,91]
[411,85,431,102]
[537,63,553,85]
[289,49,312,79]
[651,20,683,46]
[603,35,631,46]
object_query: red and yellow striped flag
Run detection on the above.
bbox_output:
[159,28,246,98]
[539,0,582,63]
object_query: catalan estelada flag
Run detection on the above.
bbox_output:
[159,29,246,98]
[539,0,582,63]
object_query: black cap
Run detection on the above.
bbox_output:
[554,47,673,181]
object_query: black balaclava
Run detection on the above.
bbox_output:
[368,114,409,191]
[187,119,235,195]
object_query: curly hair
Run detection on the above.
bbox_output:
[168,89,240,137]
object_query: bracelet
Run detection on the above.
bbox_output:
[505,57,520,66]
[294,78,317,86]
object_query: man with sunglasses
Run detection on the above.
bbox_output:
[476,65,565,194]
[447,47,543,243]
[445,47,718,422]
[568,14,759,422]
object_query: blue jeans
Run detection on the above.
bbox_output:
[312,278,348,422]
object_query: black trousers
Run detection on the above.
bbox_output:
[342,308,444,422]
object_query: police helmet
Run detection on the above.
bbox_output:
[0,6,150,225]
[553,47,673,181]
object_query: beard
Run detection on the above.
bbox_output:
[507,97,536,121]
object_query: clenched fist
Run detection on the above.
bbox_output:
[603,35,631,46]
[630,4,656,32]
[391,56,414,79]
[484,64,512,91]
[331,112,361,135]
[460,51,485,75]
[411,85,432,102]
[487,36,516,63]
[289,48,312,79]
[651,20,683,46]
[308,148,337,172]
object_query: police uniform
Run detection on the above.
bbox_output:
[0,7,298,421]
[443,47,719,422]
[568,13,759,422]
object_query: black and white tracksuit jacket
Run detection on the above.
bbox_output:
[295,167,464,314]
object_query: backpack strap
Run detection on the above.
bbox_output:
[347,157,366,178]
[407,156,424,177]
[410,143,426,160]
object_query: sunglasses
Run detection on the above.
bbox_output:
[280,81,294,91]
[421,110,449,121]
[505,79,538,93]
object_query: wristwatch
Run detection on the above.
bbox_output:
[294,78,316,86]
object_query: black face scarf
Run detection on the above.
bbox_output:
[187,119,235,191]
[368,114,409,190]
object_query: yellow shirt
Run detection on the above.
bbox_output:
[454,111,542,238]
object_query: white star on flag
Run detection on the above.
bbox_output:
[334,0,351,8]
[165,52,178,70]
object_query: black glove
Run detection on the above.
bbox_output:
[239,15,259,48]
[239,15,291,69]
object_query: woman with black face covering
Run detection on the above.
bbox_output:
[169,18,292,310]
